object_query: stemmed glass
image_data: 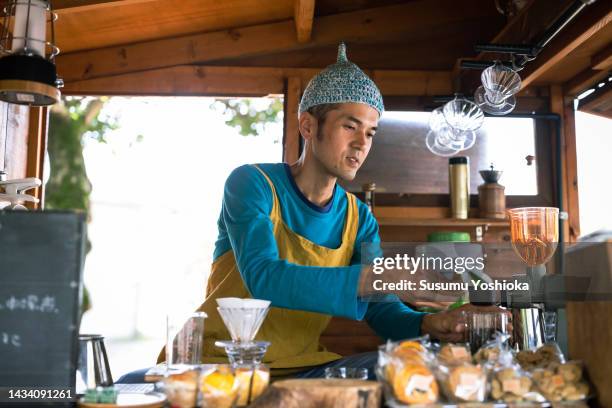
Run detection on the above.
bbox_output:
[507,207,559,343]
[507,207,559,267]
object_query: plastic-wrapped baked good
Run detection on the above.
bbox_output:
[392,340,428,365]
[200,365,239,408]
[437,343,472,365]
[439,364,487,402]
[473,331,512,368]
[533,361,589,402]
[234,366,270,406]
[517,343,564,370]
[490,367,541,403]
[391,363,439,405]
[379,336,435,369]
[377,336,439,405]
[474,345,500,364]
[164,370,198,408]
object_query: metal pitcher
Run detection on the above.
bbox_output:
[76,334,113,394]
[511,307,546,350]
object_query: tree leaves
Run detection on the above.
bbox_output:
[211,97,283,137]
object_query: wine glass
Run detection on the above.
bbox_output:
[507,207,559,266]
[507,207,559,348]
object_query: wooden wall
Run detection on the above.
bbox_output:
[0,104,47,208]
[0,103,30,180]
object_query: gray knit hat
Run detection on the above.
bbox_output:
[299,43,384,115]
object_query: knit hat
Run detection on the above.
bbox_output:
[298,43,384,116]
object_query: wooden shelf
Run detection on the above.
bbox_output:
[375,217,509,228]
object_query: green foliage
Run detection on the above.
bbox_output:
[46,97,117,211]
[212,97,283,136]
[46,96,118,314]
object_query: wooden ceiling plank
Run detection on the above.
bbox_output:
[520,1,612,89]
[579,85,612,119]
[62,65,453,97]
[55,0,294,54]
[564,66,610,97]
[56,0,493,83]
[294,0,315,43]
[53,0,158,13]
[592,42,612,70]
[62,65,287,96]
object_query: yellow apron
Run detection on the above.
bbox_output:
[195,164,359,370]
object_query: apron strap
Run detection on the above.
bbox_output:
[341,192,359,249]
[252,164,281,220]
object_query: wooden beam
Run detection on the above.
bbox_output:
[567,302,612,407]
[579,84,612,120]
[62,65,287,96]
[550,85,580,242]
[25,107,48,209]
[56,0,493,82]
[53,0,157,13]
[62,65,453,97]
[564,66,610,97]
[371,71,453,96]
[294,0,315,44]
[520,1,612,89]
[283,76,301,164]
[592,42,612,70]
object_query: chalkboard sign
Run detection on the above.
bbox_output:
[0,210,85,390]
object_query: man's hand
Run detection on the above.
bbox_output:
[420,304,512,342]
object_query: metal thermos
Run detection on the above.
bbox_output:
[449,157,469,219]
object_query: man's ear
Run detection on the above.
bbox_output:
[298,112,317,141]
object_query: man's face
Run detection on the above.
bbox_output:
[309,103,379,181]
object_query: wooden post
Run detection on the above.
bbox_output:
[283,76,301,164]
[294,0,315,43]
[550,85,580,242]
[25,106,48,209]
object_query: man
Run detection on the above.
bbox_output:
[196,43,504,376]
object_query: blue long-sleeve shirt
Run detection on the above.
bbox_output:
[213,163,425,341]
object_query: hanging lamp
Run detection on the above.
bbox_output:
[0,0,62,106]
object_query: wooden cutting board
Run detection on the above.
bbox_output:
[248,378,381,408]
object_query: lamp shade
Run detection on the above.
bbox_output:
[0,54,60,105]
